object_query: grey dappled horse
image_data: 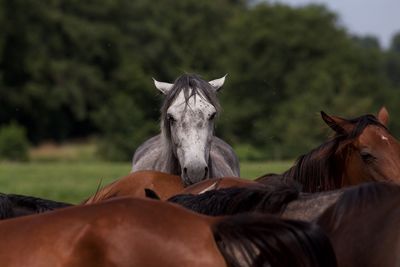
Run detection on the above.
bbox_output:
[132,74,240,186]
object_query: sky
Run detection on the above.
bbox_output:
[271,0,400,48]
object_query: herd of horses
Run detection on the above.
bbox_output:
[1,74,400,266]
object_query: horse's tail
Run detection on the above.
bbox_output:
[212,213,337,267]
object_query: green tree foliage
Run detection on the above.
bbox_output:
[219,3,395,158]
[0,0,398,160]
[0,122,29,161]
[93,94,157,161]
[384,32,400,135]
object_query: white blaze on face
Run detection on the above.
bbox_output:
[381,135,389,141]
[167,89,216,185]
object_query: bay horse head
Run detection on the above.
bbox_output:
[258,107,400,192]
[322,106,400,186]
[154,74,226,186]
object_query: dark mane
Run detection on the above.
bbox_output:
[0,194,13,219]
[213,214,337,267]
[7,194,72,212]
[0,193,72,219]
[261,114,386,192]
[160,74,221,141]
[168,180,300,216]
[317,182,400,231]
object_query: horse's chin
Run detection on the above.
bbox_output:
[182,174,207,187]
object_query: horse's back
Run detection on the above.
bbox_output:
[85,171,183,203]
[124,171,183,200]
[255,173,282,183]
[316,183,400,267]
[0,198,226,267]
[89,198,225,267]
[321,202,400,267]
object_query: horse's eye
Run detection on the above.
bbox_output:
[360,151,376,163]
[167,114,176,123]
[209,112,216,121]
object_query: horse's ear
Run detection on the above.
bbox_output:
[153,78,173,95]
[377,106,389,126]
[144,188,161,200]
[321,111,350,135]
[209,74,227,92]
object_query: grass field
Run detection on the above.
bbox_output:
[0,161,292,203]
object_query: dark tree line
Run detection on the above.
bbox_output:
[0,0,399,160]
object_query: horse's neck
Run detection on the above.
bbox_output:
[207,136,240,178]
[282,190,344,221]
[282,140,344,193]
[337,147,362,187]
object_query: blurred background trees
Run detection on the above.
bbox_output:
[0,0,399,161]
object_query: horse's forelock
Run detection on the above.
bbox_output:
[347,114,387,139]
[160,74,220,140]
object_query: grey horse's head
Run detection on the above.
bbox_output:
[156,74,226,186]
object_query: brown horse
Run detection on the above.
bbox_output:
[0,196,336,267]
[0,171,259,219]
[169,180,400,267]
[83,170,259,203]
[316,182,400,267]
[257,107,400,192]
[5,107,399,217]
[83,171,183,203]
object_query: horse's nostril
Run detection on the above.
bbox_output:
[183,167,188,174]
[204,167,208,178]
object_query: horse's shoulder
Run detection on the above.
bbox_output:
[210,136,240,177]
[211,137,239,161]
[132,135,162,163]
[211,137,236,153]
[131,135,169,173]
